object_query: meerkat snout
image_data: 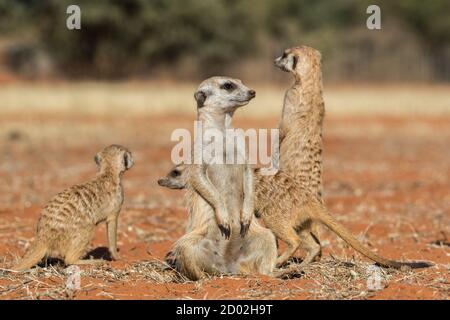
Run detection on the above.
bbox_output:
[157,164,187,189]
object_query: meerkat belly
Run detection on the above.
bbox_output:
[207,164,244,227]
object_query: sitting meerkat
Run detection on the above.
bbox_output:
[159,165,433,271]
[165,77,277,280]
[13,145,133,271]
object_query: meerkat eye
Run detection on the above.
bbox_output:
[221,82,236,91]
[282,52,288,59]
[170,170,181,177]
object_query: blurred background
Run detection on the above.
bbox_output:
[0,1,449,299]
[1,0,450,82]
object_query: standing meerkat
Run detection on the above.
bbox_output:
[13,145,133,271]
[274,45,326,257]
[189,77,256,238]
[159,165,433,270]
[166,77,277,280]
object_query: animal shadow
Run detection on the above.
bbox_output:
[84,247,114,261]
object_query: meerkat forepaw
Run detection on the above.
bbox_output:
[164,251,177,269]
[240,221,250,238]
[218,223,231,239]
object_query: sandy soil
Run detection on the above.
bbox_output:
[0,113,448,300]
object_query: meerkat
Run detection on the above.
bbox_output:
[13,145,133,271]
[166,77,277,280]
[159,165,433,270]
[273,45,326,258]
[189,77,256,238]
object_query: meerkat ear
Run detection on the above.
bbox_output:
[194,90,207,108]
[124,152,134,170]
[94,154,101,166]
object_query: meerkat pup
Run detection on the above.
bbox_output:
[160,165,433,270]
[13,145,133,271]
[166,77,277,280]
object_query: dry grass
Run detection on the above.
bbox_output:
[2,254,447,300]
[0,82,449,117]
[0,259,189,300]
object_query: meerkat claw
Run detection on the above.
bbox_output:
[219,224,231,239]
[240,222,250,237]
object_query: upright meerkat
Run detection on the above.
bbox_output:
[160,165,433,270]
[189,77,256,238]
[13,145,133,271]
[274,45,325,254]
[166,77,277,280]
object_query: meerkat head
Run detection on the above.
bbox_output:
[274,45,322,78]
[157,163,188,189]
[194,76,256,113]
[95,144,134,174]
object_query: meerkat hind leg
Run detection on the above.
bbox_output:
[238,223,277,275]
[64,242,105,266]
[297,228,321,267]
[273,229,321,278]
[65,247,106,266]
[274,227,302,267]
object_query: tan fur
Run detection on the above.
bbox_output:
[159,47,432,272]
[13,145,133,271]
[274,45,326,257]
[160,165,433,271]
[164,77,277,280]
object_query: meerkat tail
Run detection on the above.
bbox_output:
[313,205,433,269]
[13,242,47,271]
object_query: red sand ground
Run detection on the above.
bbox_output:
[0,114,448,300]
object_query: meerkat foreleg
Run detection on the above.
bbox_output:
[106,213,120,260]
[190,164,231,238]
[240,164,254,237]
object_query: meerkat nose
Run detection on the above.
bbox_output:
[248,90,256,98]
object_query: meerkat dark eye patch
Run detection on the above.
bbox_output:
[292,56,298,69]
[220,82,236,91]
[123,152,133,169]
[282,52,288,59]
[94,154,101,166]
[170,170,181,178]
